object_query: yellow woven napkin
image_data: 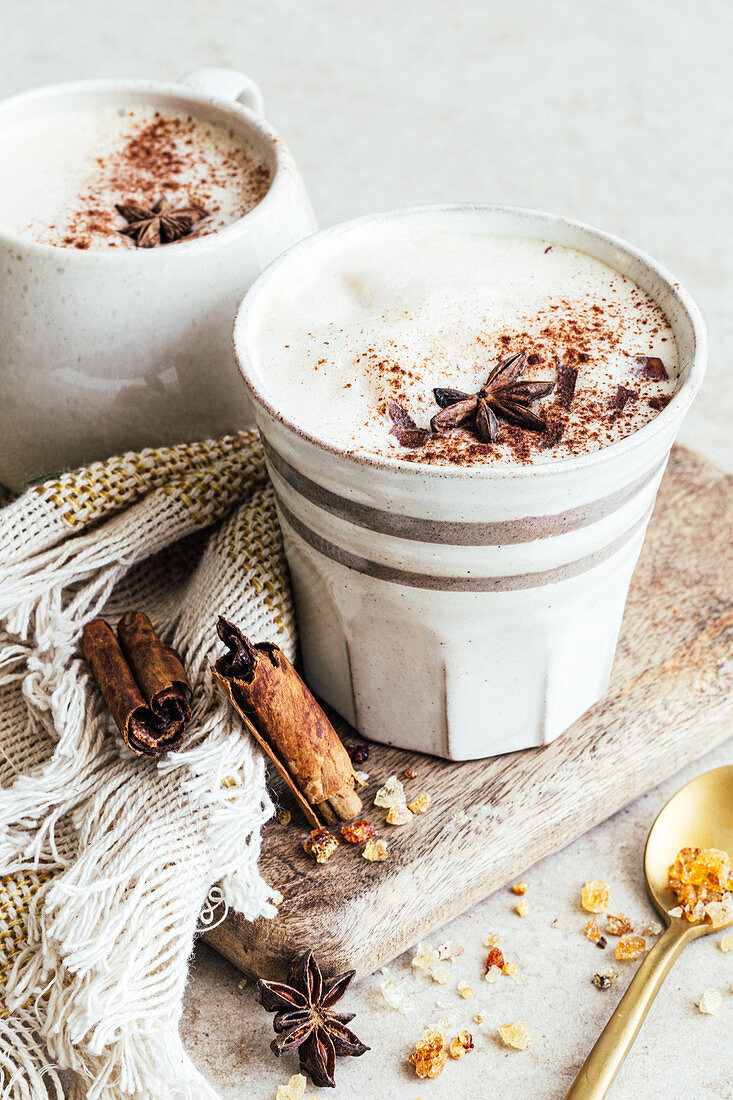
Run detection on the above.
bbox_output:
[0,433,294,1099]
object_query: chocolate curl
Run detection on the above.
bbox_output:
[213,617,363,826]
[81,615,190,757]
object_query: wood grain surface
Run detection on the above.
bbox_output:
[206,446,733,981]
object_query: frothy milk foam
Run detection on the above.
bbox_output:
[0,104,271,248]
[253,228,679,466]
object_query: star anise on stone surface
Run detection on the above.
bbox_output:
[255,950,369,1088]
[431,349,556,444]
[116,199,209,248]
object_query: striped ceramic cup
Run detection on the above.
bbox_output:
[233,205,706,760]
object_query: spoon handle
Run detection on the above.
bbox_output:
[563,924,688,1099]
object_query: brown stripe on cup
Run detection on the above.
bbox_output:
[274,497,653,592]
[263,440,665,546]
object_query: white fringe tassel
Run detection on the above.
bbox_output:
[0,1008,63,1100]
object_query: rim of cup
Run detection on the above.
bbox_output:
[234,202,708,481]
[0,77,291,260]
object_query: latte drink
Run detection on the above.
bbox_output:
[0,104,271,249]
[237,206,704,760]
[254,228,679,465]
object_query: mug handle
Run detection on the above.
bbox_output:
[178,66,265,118]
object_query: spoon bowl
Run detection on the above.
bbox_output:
[645,764,733,934]
[565,764,733,1099]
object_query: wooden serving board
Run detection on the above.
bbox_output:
[206,445,733,980]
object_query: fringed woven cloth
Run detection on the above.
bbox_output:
[0,433,295,1099]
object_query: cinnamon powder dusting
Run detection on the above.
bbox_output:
[56,109,271,250]
[355,292,677,465]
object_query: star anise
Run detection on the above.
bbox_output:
[255,950,369,1088]
[115,199,209,248]
[431,349,556,444]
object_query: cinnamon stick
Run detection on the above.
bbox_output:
[81,613,191,757]
[213,617,363,825]
[118,611,191,730]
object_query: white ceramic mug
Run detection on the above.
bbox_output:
[0,68,316,490]
[234,205,707,761]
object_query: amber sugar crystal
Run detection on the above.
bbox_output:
[581,880,610,913]
[409,1030,448,1079]
[408,792,432,815]
[668,847,733,925]
[584,918,602,943]
[485,946,505,974]
[615,936,646,961]
[363,838,389,862]
[449,1031,474,1059]
[341,819,377,844]
[303,828,338,864]
[606,913,635,937]
[386,802,413,826]
[498,1022,533,1051]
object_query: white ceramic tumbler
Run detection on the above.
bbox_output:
[234,205,706,760]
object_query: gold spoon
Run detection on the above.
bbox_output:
[564,764,733,1099]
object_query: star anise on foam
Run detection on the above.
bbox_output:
[256,950,369,1088]
[431,349,556,444]
[115,199,209,248]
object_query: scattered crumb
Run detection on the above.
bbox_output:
[516,900,530,918]
[473,1014,483,1024]
[615,936,646,961]
[276,809,292,826]
[386,802,413,826]
[502,961,523,983]
[363,838,388,862]
[456,980,474,999]
[449,1031,474,1059]
[374,775,406,809]
[436,940,464,961]
[412,942,439,971]
[276,1075,307,1100]
[512,882,528,895]
[582,880,611,913]
[584,918,603,945]
[431,964,451,985]
[498,1022,533,1050]
[606,913,635,937]
[408,792,432,815]
[593,965,620,991]
[380,970,412,1015]
[720,934,733,952]
[303,828,338,864]
[698,989,723,1015]
[237,977,248,990]
[435,1012,458,1030]
[484,946,504,975]
[341,818,377,843]
[409,1030,448,1079]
